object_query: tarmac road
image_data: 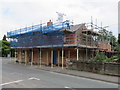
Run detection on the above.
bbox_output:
[1,58,119,88]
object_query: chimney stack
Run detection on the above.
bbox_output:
[47,20,53,26]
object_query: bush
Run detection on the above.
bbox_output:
[117,54,120,59]
[105,58,113,62]
[94,52,120,62]
[94,52,107,62]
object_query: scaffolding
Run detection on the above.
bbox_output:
[7,21,70,37]
[6,17,113,69]
[7,20,110,53]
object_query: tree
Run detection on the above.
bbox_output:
[98,29,109,40]
[98,29,117,51]
[0,40,11,57]
[118,34,120,44]
[118,34,120,52]
[0,35,15,57]
[2,35,7,41]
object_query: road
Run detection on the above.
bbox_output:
[1,58,119,88]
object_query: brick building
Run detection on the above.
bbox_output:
[7,20,111,69]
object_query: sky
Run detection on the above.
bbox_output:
[0,0,119,40]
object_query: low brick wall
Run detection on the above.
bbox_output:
[67,59,120,76]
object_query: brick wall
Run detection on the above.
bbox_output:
[67,60,120,76]
[64,34,77,44]
[17,48,93,65]
[97,42,111,51]
[33,48,39,63]
[17,48,21,62]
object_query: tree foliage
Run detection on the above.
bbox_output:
[2,35,7,41]
[94,52,120,62]
[118,34,120,52]
[0,40,11,57]
[94,52,107,62]
[98,29,118,51]
[118,34,120,44]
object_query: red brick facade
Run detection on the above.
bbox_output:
[17,47,95,67]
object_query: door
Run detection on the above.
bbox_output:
[53,51,57,64]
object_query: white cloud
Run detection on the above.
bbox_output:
[0,0,119,39]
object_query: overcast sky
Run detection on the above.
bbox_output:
[0,0,119,40]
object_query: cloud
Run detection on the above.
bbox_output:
[0,0,119,40]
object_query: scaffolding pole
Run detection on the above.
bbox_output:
[10,38,12,62]
[86,33,88,61]
[25,49,27,66]
[77,48,79,61]
[19,48,22,64]
[51,49,53,68]
[10,49,12,62]
[68,50,70,59]
[58,50,60,67]
[94,36,97,56]
[92,36,94,59]
[39,48,42,67]
[15,48,17,63]
[47,51,49,66]
[31,48,33,66]
[62,48,64,69]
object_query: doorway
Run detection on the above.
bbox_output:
[53,51,57,64]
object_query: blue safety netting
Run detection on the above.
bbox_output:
[10,32,65,48]
[7,21,70,37]
[7,21,71,48]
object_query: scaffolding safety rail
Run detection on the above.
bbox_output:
[7,21,71,37]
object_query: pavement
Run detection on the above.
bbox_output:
[1,58,119,88]
[34,65,119,84]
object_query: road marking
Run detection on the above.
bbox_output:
[64,86,70,88]
[0,80,23,86]
[1,77,40,86]
[28,77,40,80]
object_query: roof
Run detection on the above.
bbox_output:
[70,24,83,31]
[58,24,83,33]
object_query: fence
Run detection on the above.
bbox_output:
[67,59,120,76]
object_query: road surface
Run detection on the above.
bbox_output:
[1,58,119,88]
